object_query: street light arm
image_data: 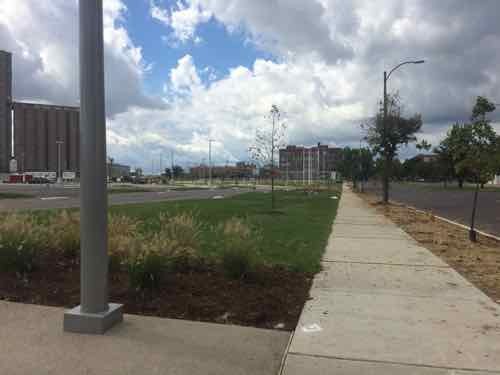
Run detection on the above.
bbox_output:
[386,60,425,81]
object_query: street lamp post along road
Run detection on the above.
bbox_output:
[56,140,64,184]
[64,0,123,334]
[208,139,215,188]
[382,59,425,203]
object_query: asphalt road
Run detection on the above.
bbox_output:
[364,182,500,237]
[0,184,251,211]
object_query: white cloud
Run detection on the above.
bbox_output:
[107,54,370,170]
[150,0,170,25]
[168,54,202,93]
[150,0,212,44]
[0,0,161,115]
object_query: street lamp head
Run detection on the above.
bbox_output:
[413,60,425,64]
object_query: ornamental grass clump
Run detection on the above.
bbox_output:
[0,213,48,275]
[125,213,201,291]
[219,218,262,279]
[108,214,139,271]
[46,210,80,256]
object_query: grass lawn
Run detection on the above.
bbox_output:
[0,192,34,199]
[110,189,340,273]
[107,187,152,194]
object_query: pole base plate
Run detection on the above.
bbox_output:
[63,303,123,334]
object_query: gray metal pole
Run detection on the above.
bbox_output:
[171,150,174,184]
[56,141,63,184]
[383,71,389,203]
[208,139,213,187]
[64,0,122,334]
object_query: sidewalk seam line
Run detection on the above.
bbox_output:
[321,259,450,268]
[286,352,500,374]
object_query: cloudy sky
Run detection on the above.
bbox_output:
[1,0,499,172]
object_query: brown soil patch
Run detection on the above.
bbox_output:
[360,192,500,303]
[0,253,311,331]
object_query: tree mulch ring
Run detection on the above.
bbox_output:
[0,253,312,331]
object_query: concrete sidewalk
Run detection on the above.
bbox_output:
[282,187,500,374]
[0,302,289,375]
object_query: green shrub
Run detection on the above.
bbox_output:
[0,213,47,275]
[46,210,80,256]
[219,218,261,279]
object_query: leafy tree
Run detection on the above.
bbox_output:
[449,96,498,241]
[472,96,496,122]
[416,139,432,152]
[163,168,172,179]
[249,105,286,210]
[363,94,423,203]
[172,165,184,178]
[338,147,375,188]
[437,124,473,188]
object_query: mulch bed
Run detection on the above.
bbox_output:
[0,252,312,331]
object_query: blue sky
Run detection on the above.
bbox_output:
[123,0,272,96]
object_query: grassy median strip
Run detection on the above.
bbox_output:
[0,192,34,199]
[110,189,340,273]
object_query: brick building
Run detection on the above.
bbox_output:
[279,143,342,181]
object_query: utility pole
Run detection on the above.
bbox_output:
[64,0,123,334]
[359,138,363,193]
[302,148,305,185]
[308,150,312,185]
[56,140,64,184]
[317,143,320,183]
[171,150,175,184]
[208,139,214,188]
[382,60,425,203]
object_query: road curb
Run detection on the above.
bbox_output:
[398,203,500,242]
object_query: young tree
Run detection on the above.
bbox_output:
[461,97,498,241]
[363,94,423,203]
[172,165,184,179]
[416,139,432,152]
[338,147,375,190]
[163,168,172,179]
[249,105,286,210]
[438,123,474,188]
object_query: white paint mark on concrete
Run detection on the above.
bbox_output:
[301,323,322,333]
[40,196,69,201]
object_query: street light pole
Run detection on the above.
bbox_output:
[171,150,175,184]
[208,139,214,188]
[382,59,425,203]
[64,0,123,334]
[56,140,64,184]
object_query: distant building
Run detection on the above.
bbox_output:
[107,161,131,180]
[279,143,342,180]
[0,51,82,176]
[1,50,128,180]
[411,154,439,163]
[189,162,256,179]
